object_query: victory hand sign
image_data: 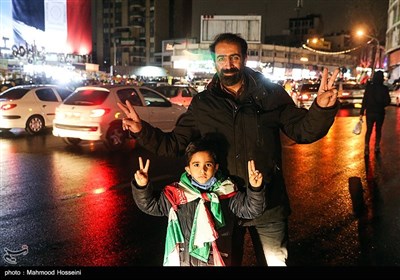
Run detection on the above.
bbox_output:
[117,100,143,133]
[248,160,263,188]
[316,67,340,108]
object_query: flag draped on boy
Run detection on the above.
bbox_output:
[163,172,237,266]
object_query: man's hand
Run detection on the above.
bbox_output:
[316,68,340,108]
[134,157,150,187]
[248,160,263,188]
[117,100,143,133]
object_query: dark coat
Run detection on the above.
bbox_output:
[360,71,390,116]
[133,67,339,225]
[131,173,266,266]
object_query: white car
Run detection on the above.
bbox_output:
[0,85,73,134]
[338,82,365,108]
[52,85,187,151]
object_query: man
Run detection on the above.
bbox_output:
[118,32,340,266]
[359,70,391,156]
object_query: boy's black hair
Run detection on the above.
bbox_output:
[209,32,248,61]
[185,137,219,166]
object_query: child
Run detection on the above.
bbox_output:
[131,137,266,266]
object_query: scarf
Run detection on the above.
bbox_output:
[163,171,237,266]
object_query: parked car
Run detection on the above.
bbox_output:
[52,85,187,151]
[0,84,73,134]
[296,83,319,109]
[338,82,365,108]
[154,84,198,108]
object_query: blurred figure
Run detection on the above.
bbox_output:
[360,71,391,156]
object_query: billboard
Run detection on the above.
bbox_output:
[0,0,92,57]
[200,15,261,43]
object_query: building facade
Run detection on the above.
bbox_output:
[93,0,191,74]
[386,0,400,81]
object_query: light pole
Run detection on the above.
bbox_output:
[356,30,380,75]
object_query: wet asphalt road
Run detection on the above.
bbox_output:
[0,106,399,275]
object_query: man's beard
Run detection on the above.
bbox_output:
[218,68,243,86]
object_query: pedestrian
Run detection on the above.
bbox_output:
[131,137,266,266]
[360,70,391,156]
[117,32,340,266]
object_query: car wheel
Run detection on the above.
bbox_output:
[104,124,127,151]
[25,115,45,135]
[63,137,82,145]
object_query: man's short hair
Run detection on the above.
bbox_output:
[209,33,248,61]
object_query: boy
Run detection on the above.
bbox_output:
[131,137,266,266]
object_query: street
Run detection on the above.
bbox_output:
[0,106,399,274]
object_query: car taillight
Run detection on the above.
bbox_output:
[90,108,110,118]
[0,104,17,110]
[299,94,309,101]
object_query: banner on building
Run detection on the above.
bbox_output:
[0,0,92,55]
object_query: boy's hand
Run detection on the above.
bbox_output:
[134,157,150,187]
[248,160,263,188]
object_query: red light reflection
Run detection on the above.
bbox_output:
[50,153,124,265]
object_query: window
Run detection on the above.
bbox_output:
[36,88,58,102]
[64,90,109,106]
[0,88,29,100]
[141,89,170,107]
[117,88,142,106]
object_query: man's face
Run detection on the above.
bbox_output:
[214,41,246,86]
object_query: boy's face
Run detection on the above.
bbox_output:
[185,151,219,184]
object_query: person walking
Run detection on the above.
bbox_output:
[118,32,340,266]
[360,70,391,156]
[132,137,266,266]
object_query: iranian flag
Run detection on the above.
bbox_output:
[12,0,91,54]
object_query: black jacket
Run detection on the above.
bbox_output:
[131,172,266,266]
[133,67,339,225]
[360,81,390,116]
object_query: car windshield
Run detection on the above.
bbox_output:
[0,88,29,100]
[63,89,109,105]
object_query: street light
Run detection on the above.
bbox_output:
[356,30,380,75]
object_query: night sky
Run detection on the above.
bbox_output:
[193,0,389,38]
